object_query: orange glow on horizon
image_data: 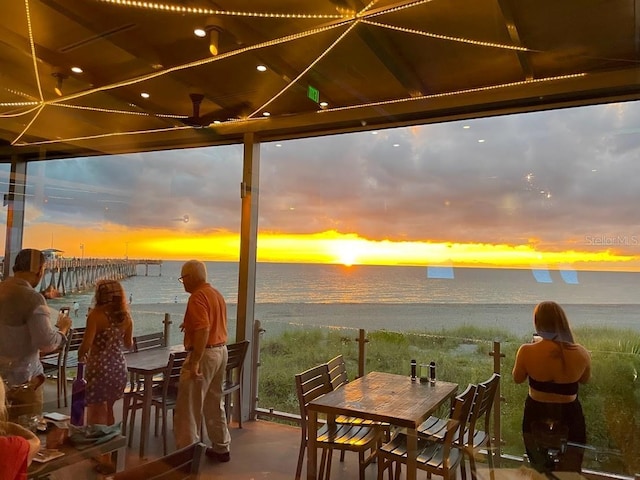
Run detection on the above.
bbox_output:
[20,224,640,271]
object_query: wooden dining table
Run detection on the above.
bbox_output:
[125,344,184,458]
[28,432,126,479]
[307,371,458,480]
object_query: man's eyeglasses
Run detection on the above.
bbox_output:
[178,274,190,283]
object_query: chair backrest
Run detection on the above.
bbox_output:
[223,340,250,393]
[442,384,478,459]
[163,351,189,397]
[469,373,501,436]
[326,355,349,391]
[295,363,332,438]
[63,327,86,367]
[451,384,477,444]
[113,442,207,479]
[133,332,165,351]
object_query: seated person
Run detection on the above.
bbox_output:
[0,375,41,480]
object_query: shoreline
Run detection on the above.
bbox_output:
[124,302,640,337]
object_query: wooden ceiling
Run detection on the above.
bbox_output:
[1,0,640,161]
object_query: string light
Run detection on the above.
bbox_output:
[7,0,608,148]
[363,19,534,52]
[11,104,44,145]
[14,125,193,146]
[249,21,359,118]
[0,101,39,107]
[319,73,588,114]
[0,104,41,118]
[93,0,346,19]
[358,0,380,16]
[41,20,348,109]
[54,103,187,118]
[23,0,43,101]
[363,0,434,17]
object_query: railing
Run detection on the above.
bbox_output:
[250,324,637,480]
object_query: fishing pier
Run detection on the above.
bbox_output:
[37,258,162,298]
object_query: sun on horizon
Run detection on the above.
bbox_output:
[18,224,640,273]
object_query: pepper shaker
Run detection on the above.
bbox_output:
[410,359,417,381]
[429,361,436,385]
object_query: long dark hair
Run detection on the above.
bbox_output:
[534,301,577,369]
[94,279,130,324]
[533,301,575,344]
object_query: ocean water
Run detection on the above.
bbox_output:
[46,262,640,339]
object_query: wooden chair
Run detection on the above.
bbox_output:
[133,331,165,351]
[61,327,86,403]
[113,441,206,480]
[152,350,189,455]
[295,363,382,480]
[40,345,66,408]
[417,373,501,480]
[122,332,165,439]
[42,327,86,408]
[458,373,501,480]
[327,355,390,461]
[377,383,477,480]
[222,340,250,428]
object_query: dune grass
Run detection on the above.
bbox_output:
[258,324,640,475]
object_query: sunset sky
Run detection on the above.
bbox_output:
[3,100,640,271]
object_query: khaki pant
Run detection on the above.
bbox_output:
[174,347,231,453]
[7,374,45,422]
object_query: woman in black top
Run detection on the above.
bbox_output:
[512,301,591,472]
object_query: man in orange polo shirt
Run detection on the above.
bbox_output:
[174,260,230,462]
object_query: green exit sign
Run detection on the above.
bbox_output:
[307,85,320,103]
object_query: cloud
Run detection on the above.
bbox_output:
[11,100,640,259]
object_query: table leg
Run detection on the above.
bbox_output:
[406,427,417,480]
[139,373,153,458]
[115,444,126,472]
[307,410,318,480]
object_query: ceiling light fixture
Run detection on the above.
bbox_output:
[256,65,267,72]
[140,92,150,99]
[194,28,206,38]
[205,18,224,56]
[71,66,83,74]
[52,71,68,96]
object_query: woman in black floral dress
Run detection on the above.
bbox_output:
[78,279,134,426]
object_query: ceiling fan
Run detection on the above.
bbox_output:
[181,92,217,128]
[179,92,251,128]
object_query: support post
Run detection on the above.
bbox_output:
[3,157,27,280]
[249,319,265,420]
[237,132,261,423]
[163,313,172,347]
[356,329,368,378]
[490,340,505,467]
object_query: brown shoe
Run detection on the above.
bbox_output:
[205,448,230,462]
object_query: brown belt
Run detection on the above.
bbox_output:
[186,343,225,352]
